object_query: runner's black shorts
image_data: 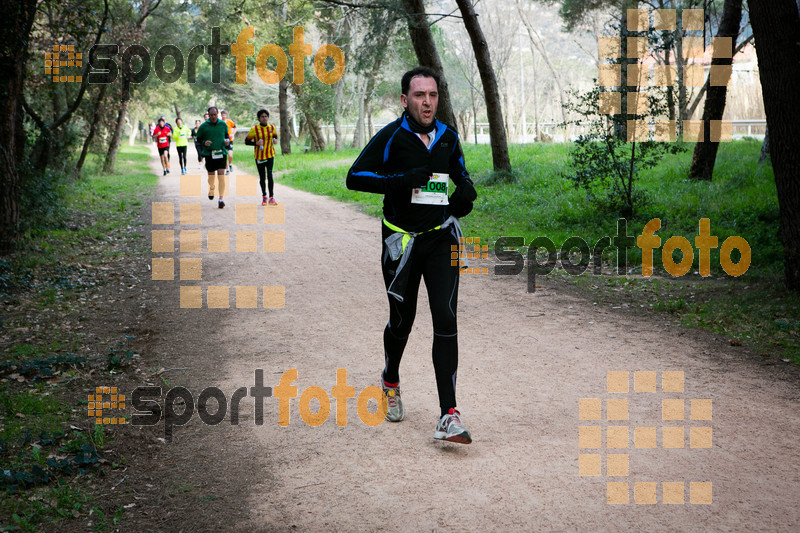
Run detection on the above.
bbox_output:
[205,156,227,172]
[158,146,169,156]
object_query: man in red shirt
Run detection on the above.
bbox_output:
[152,118,172,175]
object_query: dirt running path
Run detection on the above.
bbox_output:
[144,149,799,531]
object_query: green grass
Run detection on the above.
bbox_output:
[1,143,154,530]
[265,139,798,364]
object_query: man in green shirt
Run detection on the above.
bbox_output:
[196,106,230,209]
[172,118,192,175]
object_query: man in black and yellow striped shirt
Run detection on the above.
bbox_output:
[245,109,279,206]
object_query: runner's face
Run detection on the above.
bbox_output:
[401,75,438,128]
[208,110,218,123]
[258,114,269,126]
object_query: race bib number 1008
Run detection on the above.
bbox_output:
[411,173,449,205]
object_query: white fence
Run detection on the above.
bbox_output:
[308,119,767,146]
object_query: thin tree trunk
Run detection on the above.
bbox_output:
[305,112,325,152]
[128,109,139,146]
[518,4,567,140]
[401,0,458,128]
[619,0,637,139]
[103,85,129,173]
[532,47,540,140]
[333,78,343,151]
[76,85,108,175]
[748,0,800,291]
[352,76,365,148]
[758,126,769,164]
[103,0,155,172]
[689,0,743,180]
[455,0,511,172]
[665,43,676,121]
[279,78,291,154]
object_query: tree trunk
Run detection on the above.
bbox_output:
[103,85,129,173]
[76,85,108,175]
[0,1,38,252]
[519,11,568,141]
[333,78,343,151]
[619,0,638,139]
[279,78,291,155]
[401,0,458,128]
[305,113,325,152]
[664,44,676,121]
[128,109,140,146]
[748,0,800,291]
[676,14,687,134]
[758,126,769,164]
[352,76,365,148]
[688,0,743,180]
[173,104,180,121]
[454,0,511,172]
[102,0,153,173]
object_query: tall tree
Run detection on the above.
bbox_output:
[455,0,511,171]
[0,0,39,252]
[103,0,161,173]
[688,0,743,180]
[747,0,800,292]
[400,0,458,127]
[517,0,570,140]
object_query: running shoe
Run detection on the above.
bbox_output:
[433,408,472,444]
[208,194,214,200]
[225,169,229,175]
[261,196,268,206]
[381,382,404,422]
[162,168,167,176]
[166,168,170,174]
[218,200,225,209]
[229,164,233,172]
[268,197,277,206]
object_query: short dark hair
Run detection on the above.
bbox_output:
[257,109,269,118]
[401,66,441,95]
[207,106,218,113]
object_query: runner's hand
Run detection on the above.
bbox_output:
[404,167,432,188]
[204,140,211,147]
[448,178,477,218]
[386,167,431,193]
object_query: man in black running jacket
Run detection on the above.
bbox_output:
[346,66,477,444]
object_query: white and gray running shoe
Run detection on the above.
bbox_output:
[381,382,405,422]
[434,408,472,444]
